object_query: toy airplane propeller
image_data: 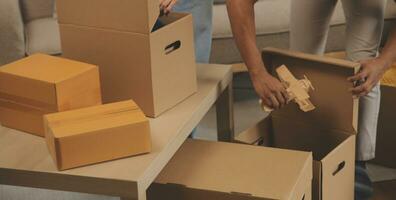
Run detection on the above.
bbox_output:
[261,65,316,112]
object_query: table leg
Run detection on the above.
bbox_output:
[216,83,235,142]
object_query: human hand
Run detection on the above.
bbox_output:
[348,58,390,97]
[250,68,288,110]
[159,0,178,14]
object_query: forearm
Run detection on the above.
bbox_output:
[226,0,267,76]
[378,27,396,69]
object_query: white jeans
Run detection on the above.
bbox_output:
[290,0,386,161]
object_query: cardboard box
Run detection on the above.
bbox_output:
[57,0,197,117]
[0,54,102,137]
[236,48,359,200]
[44,100,151,170]
[147,139,313,200]
[372,66,396,168]
[324,51,396,169]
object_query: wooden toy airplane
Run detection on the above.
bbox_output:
[261,65,316,112]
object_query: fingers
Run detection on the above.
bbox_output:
[275,91,286,106]
[160,0,177,14]
[350,82,372,97]
[261,97,273,109]
[347,71,368,83]
[269,94,280,110]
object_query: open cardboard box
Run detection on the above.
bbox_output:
[58,0,197,118]
[148,139,313,200]
[236,48,359,200]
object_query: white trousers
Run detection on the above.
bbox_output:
[290,0,386,161]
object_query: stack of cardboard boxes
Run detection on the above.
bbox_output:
[0,54,152,171]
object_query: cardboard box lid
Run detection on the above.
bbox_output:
[0,54,97,107]
[45,100,147,138]
[262,47,359,135]
[0,54,96,84]
[155,139,312,200]
[57,0,160,34]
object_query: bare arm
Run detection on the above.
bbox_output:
[226,0,287,109]
[349,28,396,97]
[378,28,396,68]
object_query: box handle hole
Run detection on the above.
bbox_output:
[165,40,181,55]
[332,161,346,176]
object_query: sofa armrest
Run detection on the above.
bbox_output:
[0,0,25,65]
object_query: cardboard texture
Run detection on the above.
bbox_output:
[44,100,151,170]
[236,48,359,200]
[58,0,197,117]
[0,54,102,137]
[147,139,313,200]
[372,66,396,168]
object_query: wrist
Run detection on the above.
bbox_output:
[378,54,394,70]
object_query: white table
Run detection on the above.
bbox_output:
[0,64,234,200]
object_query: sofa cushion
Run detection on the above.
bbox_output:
[20,0,54,22]
[0,0,25,65]
[213,0,396,39]
[25,18,61,55]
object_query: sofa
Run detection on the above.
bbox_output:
[0,0,61,66]
[210,0,396,64]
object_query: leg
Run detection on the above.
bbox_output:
[290,0,338,54]
[173,0,214,63]
[341,0,386,161]
[341,1,386,199]
[216,83,235,142]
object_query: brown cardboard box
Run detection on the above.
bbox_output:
[372,66,396,168]
[236,48,359,200]
[324,51,396,169]
[44,100,151,170]
[57,0,197,117]
[147,139,313,200]
[0,54,102,137]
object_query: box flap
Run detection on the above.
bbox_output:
[154,139,312,200]
[234,117,273,146]
[57,0,159,34]
[262,47,359,135]
[45,100,147,137]
[0,54,96,107]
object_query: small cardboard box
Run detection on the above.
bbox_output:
[0,54,102,137]
[44,100,151,170]
[57,0,197,117]
[147,139,313,200]
[372,66,396,168]
[236,48,359,200]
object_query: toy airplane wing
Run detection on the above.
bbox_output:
[276,65,298,84]
[296,99,316,112]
